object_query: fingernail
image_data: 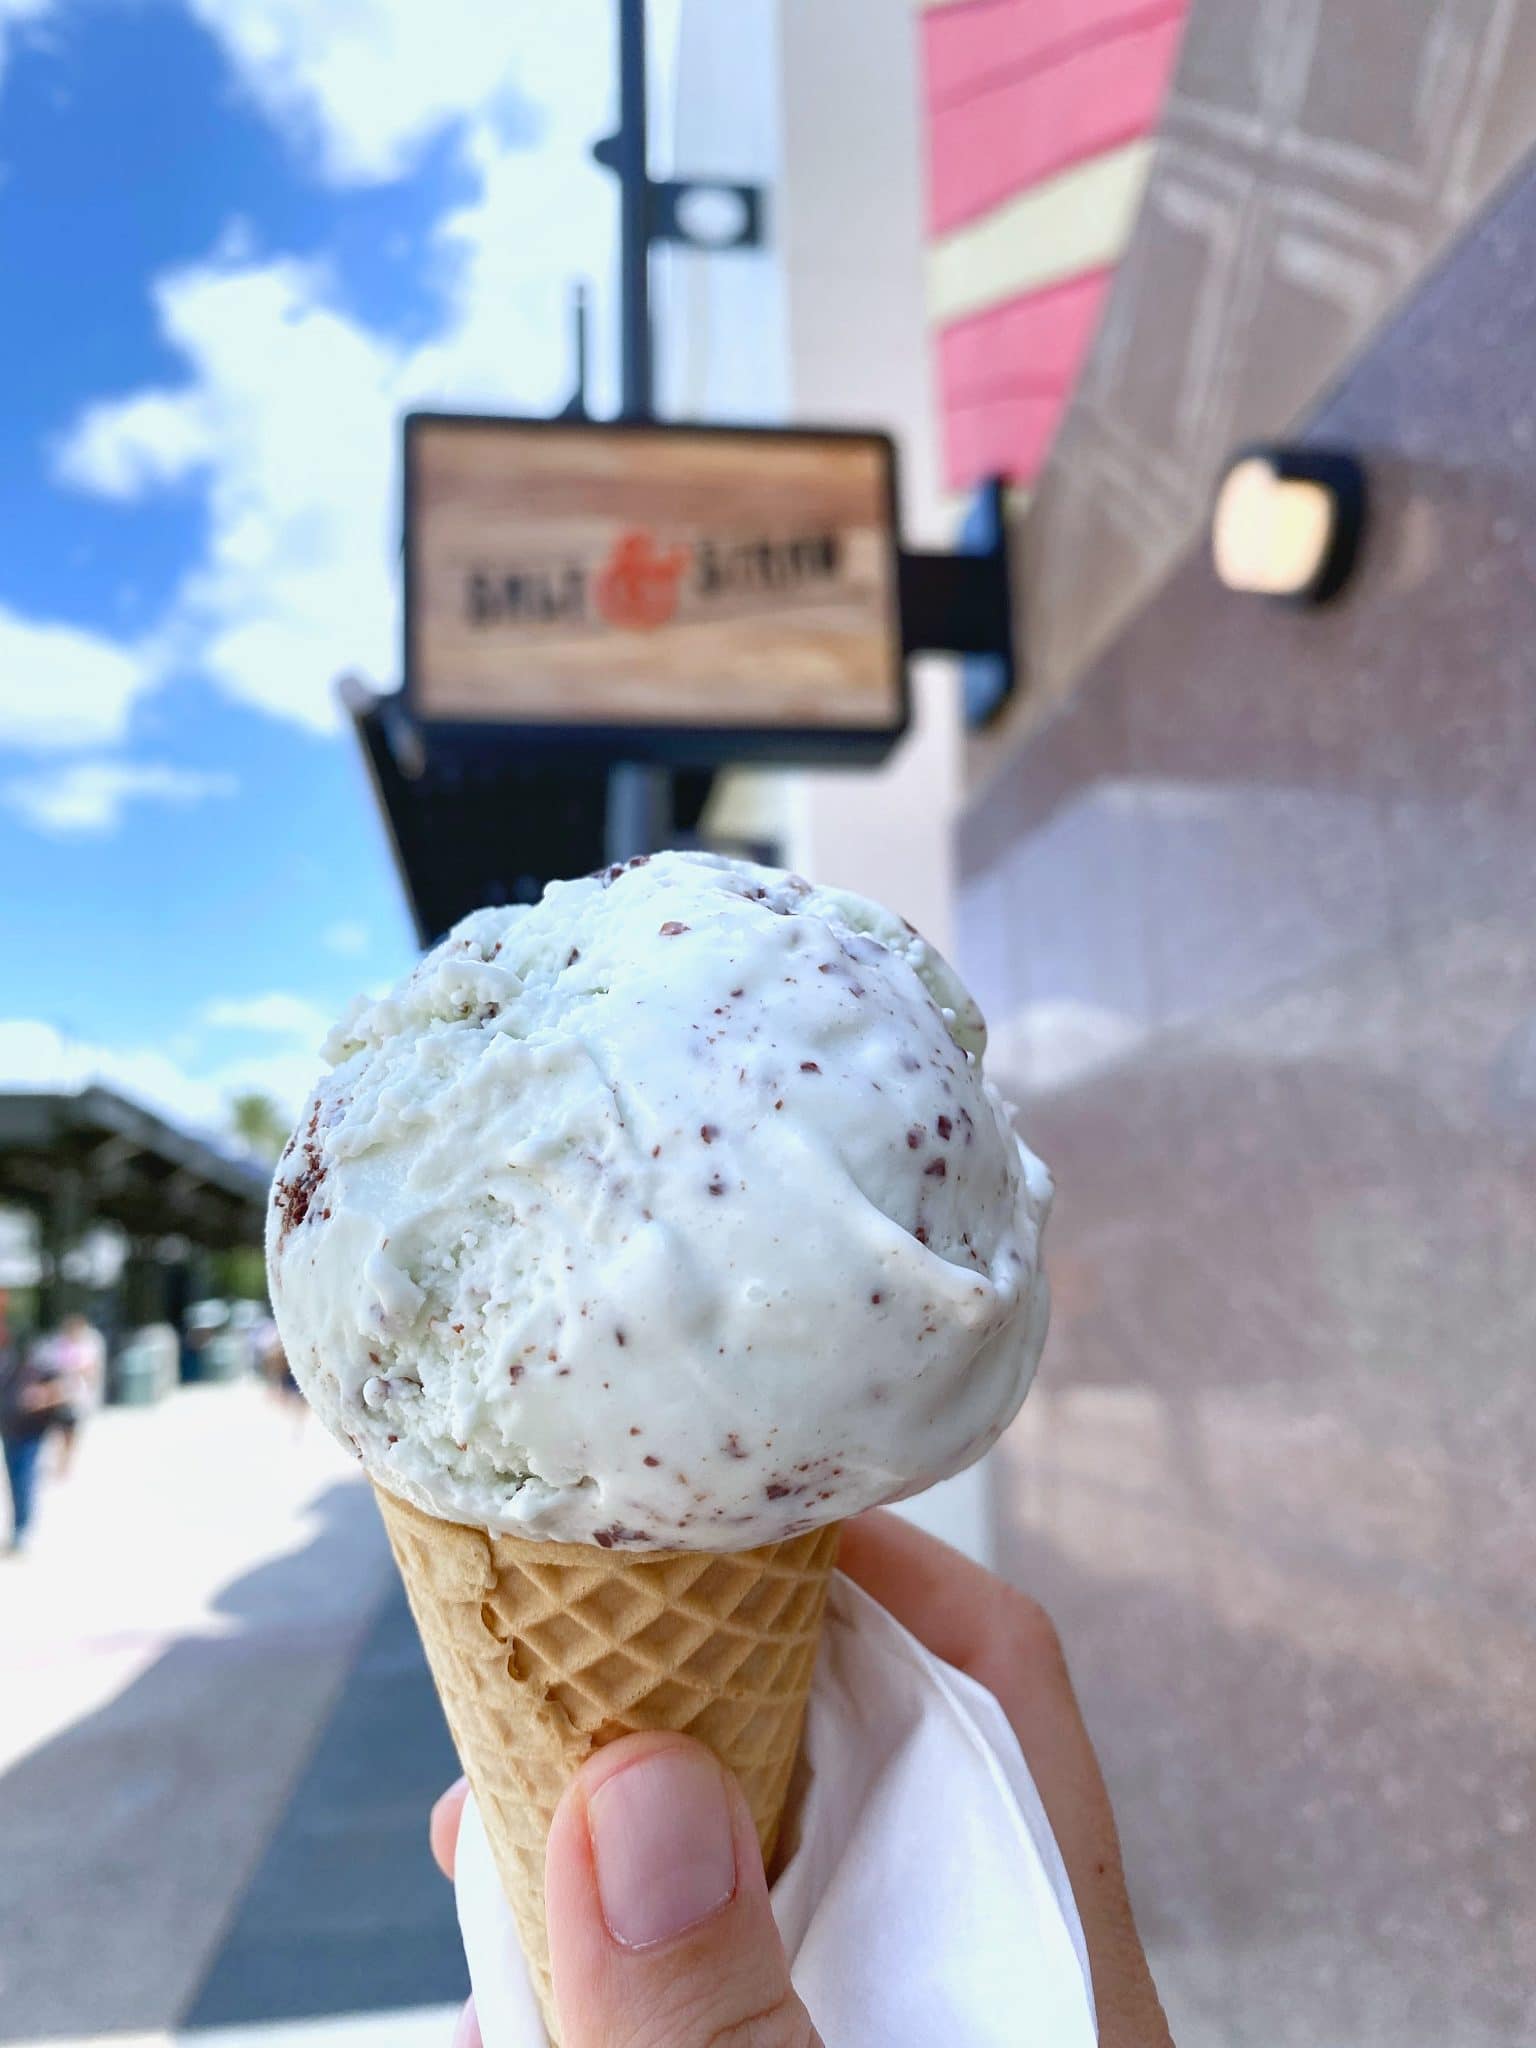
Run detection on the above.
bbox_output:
[451,1995,481,2048]
[587,1746,737,1949]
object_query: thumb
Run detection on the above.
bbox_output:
[544,1731,821,2048]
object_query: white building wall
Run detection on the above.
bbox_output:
[661,0,962,957]
[771,0,959,958]
[660,1,986,1562]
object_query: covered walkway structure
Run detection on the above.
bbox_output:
[0,1086,269,1335]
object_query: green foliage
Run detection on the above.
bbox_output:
[211,1246,268,1301]
[230,1090,291,1163]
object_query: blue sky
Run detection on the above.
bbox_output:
[0,0,623,1137]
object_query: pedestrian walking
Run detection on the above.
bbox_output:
[1,1323,74,1553]
[44,1310,106,1479]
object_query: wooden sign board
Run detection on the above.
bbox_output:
[403,414,906,761]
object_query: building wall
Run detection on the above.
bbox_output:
[772,0,960,957]
[957,145,1536,2048]
[980,0,1536,769]
[667,0,959,959]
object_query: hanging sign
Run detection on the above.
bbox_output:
[403,413,907,761]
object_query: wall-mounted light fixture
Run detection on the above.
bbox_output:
[1212,445,1366,604]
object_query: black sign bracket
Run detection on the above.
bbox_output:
[898,478,1016,726]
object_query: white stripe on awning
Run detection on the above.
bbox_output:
[927,139,1154,325]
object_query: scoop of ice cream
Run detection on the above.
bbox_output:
[266,851,1051,1549]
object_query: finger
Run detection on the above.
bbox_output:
[840,1512,1172,2047]
[430,1776,469,1880]
[450,1995,481,2048]
[837,1509,998,1677]
[841,1508,1064,1739]
[840,1509,1073,1746]
[545,1731,822,2048]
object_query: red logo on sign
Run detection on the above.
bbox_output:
[594,531,691,630]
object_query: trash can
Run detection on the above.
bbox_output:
[111,1324,179,1406]
[203,1330,251,1382]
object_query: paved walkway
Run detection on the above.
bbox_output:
[9,2016,459,2048]
[0,1382,465,2045]
[2,1379,998,2047]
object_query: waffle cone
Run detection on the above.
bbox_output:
[373,1484,839,2037]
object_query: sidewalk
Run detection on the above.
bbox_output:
[8,2014,459,2048]
[0,1382,461,2045]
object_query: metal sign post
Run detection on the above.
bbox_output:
[591,0,768,859]
[346,0,1018,944]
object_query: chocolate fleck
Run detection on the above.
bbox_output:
[700,1123,719,1143]
[924,1157,948,1179]
[643,1454,660,1467]
[566,946,581,966]
[870,1291,883,1305]
[800,1061,820,1074]
[659,920,689,936]
[936,1114,953,1140]
[906,1126,924,1149]
[272,1124,327,1246]
[723,1433,748,1460]
[765,1482,793,1500]
[708,1176,726,1195]
[615,1329,627,1346]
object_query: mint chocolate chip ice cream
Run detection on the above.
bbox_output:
[267,852,1051,1549]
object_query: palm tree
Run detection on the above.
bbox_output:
[230,1090,291,1162]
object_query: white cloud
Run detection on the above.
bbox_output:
[49,2,618,734]
[0,1018,227,1131]
[186,0,559,185]
[3,757,236,835]
[54,387,217,500]
[0,1017,318,1139]
[322,919,370,957]
[203,1042,323,1120]
[0,0,52,87]
[0,606,152,750]
[203,991,330,1041]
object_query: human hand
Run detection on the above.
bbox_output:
[430,1509,1173,2046]
[431,1729,820,2047]
[837,1512,1174,2047]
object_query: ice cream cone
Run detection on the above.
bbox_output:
[374,1484,839,2040]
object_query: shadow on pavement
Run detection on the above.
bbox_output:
[181,1566,467,2029]
[0,1479,465,2041]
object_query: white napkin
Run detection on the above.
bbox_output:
[456,1572,1099,2046]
